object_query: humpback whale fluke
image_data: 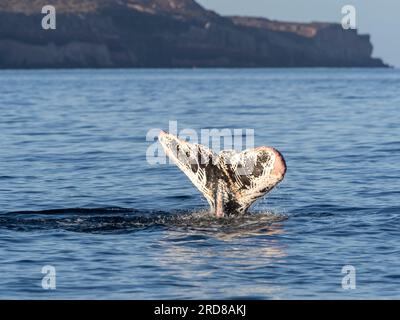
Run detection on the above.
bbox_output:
[159,131,286,217]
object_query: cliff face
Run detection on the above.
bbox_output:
[0,0,387,68]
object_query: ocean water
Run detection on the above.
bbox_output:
[0,68,399,299]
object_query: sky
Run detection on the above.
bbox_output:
[197,0,399,67]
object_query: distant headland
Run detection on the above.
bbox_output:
[0,0,388,68]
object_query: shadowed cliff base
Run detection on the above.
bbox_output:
[0,0,388,68]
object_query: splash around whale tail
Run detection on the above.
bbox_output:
[158,131,286,217]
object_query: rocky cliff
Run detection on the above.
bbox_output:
[0,0,387,68]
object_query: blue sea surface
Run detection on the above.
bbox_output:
[0,68,399,299]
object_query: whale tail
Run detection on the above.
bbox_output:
[158,131,286,217]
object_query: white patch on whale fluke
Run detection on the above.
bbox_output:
[158,131,286,217]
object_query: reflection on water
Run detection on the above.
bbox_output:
[158,221,287,299]
[161,224,287,266]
